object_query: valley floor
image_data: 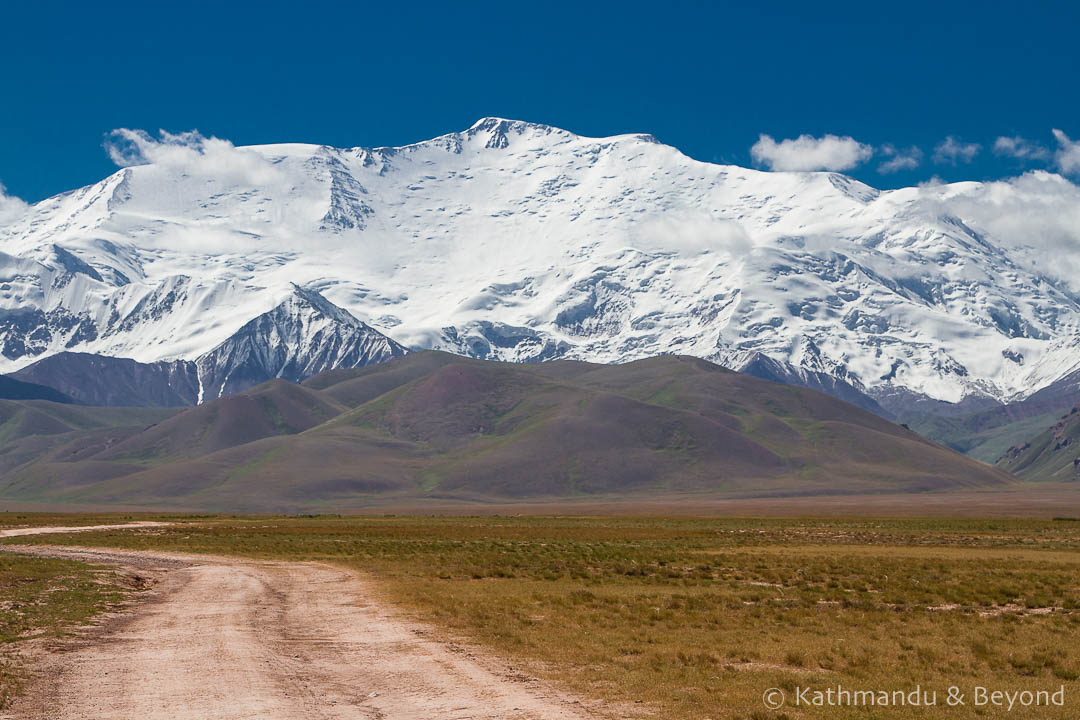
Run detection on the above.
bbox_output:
[4,484,1080,518]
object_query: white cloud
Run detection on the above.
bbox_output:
[1052,129,1080,176]
[877,145,923,174]
[993,136,1051,162]
[630,212,753,258]
[927,171,1080,290]
[0,181,30,225]
[750,133,873,172]
[933,136,981,164]
[104,128,283,186]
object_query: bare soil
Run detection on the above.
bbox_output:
[0,526,598,720]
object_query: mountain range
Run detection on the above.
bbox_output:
[0,352,1012,511]
[2,118,1080,416]
[0,118,1079,495]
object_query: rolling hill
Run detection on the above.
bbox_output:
[0,352,1014,511]
[0,400,179,490]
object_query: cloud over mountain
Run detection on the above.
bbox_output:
[1052,129,1080,176]
[877,145,923,174]
[933,136,981,164]
[933,170,1080,291]
[750,133,873,171]
[994,136,1051,161]
[0,182,29,224]
[105,128,284,186]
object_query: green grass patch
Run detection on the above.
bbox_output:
[0,552,126,708]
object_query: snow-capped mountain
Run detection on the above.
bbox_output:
[2,117,1079,411]
[194,285,406,401]
[9,286,405,404]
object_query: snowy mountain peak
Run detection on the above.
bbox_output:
[195,286,406,401]
[2,119,1080,413]
[466,116,560,137]
[275,283,386,333]
[460,117,658,151]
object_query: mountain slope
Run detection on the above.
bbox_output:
[902,368,1080,462]
[194,285,407,401]
[0,353,1014,511]
[997,406,1080,482]
[10,352,198,406]
[0,374,73,403]
[94,379,347,462]
[301,350,469,407]
[0,400,179,481]
[0,381,344,499]
[1,119,1079,416]
[7,287,407,406]
[723,351,891,417]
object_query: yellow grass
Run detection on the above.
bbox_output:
[3,513,1079,719]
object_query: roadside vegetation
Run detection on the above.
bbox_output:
[3,514,1080,718]
[0,551,125,708]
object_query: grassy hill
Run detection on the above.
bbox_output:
[92,379,347,463]
[0,352,1015,511]
[0,400,180,496]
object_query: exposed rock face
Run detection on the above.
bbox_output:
[194,286,407,402]
[729,351,891,418]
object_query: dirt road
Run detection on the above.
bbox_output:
[0,521,171,538]
[1,526,597,720]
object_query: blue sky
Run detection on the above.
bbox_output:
[1,0,1078,202]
